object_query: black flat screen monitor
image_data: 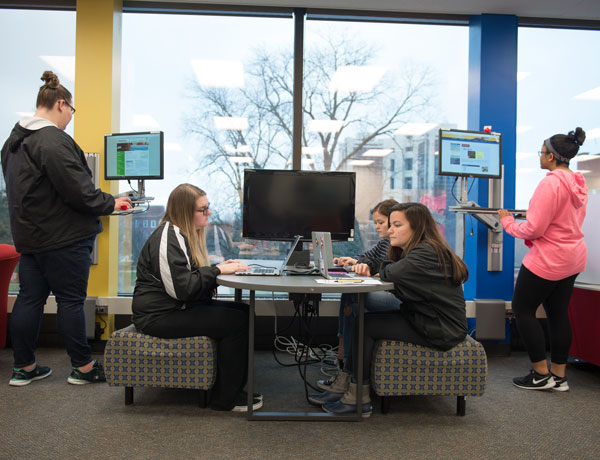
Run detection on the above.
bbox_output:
[438,128,502,179]
[242,169,356,241]
[104,131,164,180]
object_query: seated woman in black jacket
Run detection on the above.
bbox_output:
[131,183,260,412]
[319,202,469,417]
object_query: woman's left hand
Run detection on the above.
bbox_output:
[352,263,372,277]
[498,209,511,219]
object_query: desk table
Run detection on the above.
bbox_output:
[217,274,394,421]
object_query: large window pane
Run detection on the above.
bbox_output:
[0,9,76,291]
[303,21,469,256]
[119,13,293,294]
[516,27,600,283]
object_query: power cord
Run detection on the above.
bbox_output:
[270,293,340,400]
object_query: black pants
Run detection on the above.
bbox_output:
[11,238,95,368]
[143,299,249,410]
[512,265,578,364]
[348,311,432,382]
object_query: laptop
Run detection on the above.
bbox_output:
[312,231,356,280]
[235,235,301,276]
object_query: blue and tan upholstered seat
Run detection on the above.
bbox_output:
[371,335,487,416]
[104,324,217,407]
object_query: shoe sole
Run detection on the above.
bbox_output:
[67,376,106,385]
[512,380,555,390]
[231,399,264,412]
[552,384,570,392]
[9,369,52,387]
[322,406,371,418]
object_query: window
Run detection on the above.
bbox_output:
[304,19,468,254]
[516,27,600,283]
[118,12,293,294]
[0,8,76,292]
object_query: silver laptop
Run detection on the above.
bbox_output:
[312,231,356,280]
[235,235,301,276]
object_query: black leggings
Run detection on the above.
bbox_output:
[143,299,249,410]
[512,265,578,365]
[347,311,432,382]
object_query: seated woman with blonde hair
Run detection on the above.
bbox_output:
[132,183,261,412]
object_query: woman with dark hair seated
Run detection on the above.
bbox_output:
[316,202,469,417]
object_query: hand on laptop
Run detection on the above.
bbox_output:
[333,256,358,267]
[217,260,250,275]
[352,263,372,277]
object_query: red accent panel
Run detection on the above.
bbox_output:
[0,244,20,348]
[568,287,600,366]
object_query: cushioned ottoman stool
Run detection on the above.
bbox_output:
[371,335,487,416]
[104,324,217,407]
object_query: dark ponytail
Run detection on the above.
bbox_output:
[545,127,586,165]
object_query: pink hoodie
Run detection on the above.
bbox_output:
[500,169,588,281]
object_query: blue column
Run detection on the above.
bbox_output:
[465,14,517,301]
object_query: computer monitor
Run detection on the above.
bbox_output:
[242,169,356,241]
[104,131,164,181]
[438,128,502,179]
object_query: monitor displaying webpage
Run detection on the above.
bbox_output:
[439,130,502,178]
[105,131,163,179]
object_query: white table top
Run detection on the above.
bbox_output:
[217,274,394,294]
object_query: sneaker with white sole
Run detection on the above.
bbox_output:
[551,374,569,392]
[67,360,106,385]
[231,392,263,412]
[512,370,555,390]
[9,365,52,386]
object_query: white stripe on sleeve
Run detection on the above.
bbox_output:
[172,226,192,270]
[159,222,178,300]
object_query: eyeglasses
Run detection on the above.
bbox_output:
[538,150,548,157]
[63,100,76,114]
[197,203,210,216]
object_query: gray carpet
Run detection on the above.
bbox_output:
[1,347,599,460]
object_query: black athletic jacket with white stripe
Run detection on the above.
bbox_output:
[132,221,221,332]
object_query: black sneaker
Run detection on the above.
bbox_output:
[67,360,106,385]
[551,374,570,392]
[231,392,263,412]
[513,370,555,390]
[9,365,52,386]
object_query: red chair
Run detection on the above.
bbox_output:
[0,244,20,348]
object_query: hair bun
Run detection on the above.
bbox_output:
[568,127,586,146]
[40,70,60,89]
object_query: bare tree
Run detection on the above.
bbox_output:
[183,32,435,213]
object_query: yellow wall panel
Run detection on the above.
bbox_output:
[74,0,122,296]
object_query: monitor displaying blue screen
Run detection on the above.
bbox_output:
[438,129,502,179]
[104,131,164,180]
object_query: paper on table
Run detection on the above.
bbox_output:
[314,278,382,285]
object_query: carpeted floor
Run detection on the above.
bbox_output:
[1,347,599,460]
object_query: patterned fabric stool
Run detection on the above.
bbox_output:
[371,335,487,416]
[104,324,217,407]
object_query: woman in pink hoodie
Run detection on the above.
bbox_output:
[499,127,587,392]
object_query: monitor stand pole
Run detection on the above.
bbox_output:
[137,180,145,197]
